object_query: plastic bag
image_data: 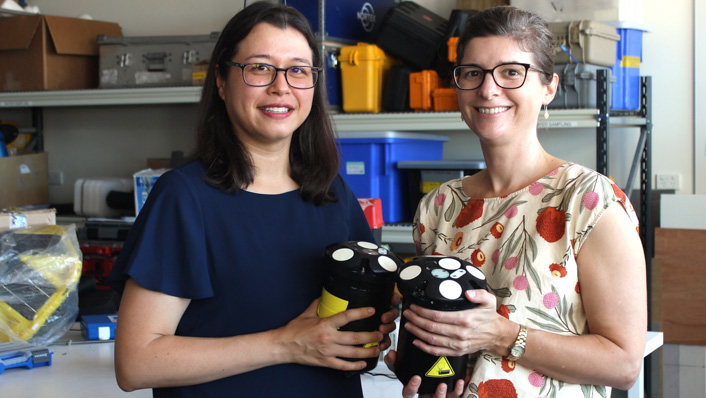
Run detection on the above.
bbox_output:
[0,224,82,345]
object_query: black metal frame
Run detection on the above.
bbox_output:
[596,70,655,397]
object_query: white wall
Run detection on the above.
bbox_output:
[2,0,694,203]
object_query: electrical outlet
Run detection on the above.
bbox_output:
[48,171,64,186]
[655,174,681,190]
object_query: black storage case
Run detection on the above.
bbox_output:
[376,2,448,70]
[382,64,413,112]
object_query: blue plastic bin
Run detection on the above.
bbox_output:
[287,0,398,42]
[337,132,448,223]
[610,24,648,110]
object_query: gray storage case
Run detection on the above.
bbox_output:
[550,63,615,109]
[549,21,620,67]
[98,33,218,88]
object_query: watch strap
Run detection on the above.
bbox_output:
[507,324,528,361]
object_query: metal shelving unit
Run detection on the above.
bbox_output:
[0,78,652,252]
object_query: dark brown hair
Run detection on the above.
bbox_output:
[457,6,554,85]
[193,1,339,205]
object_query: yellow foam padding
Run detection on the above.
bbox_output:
[317,287,349,318]
[422,181,443,194]
[0,225,82,342]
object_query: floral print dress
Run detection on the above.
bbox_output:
[413,163,639,398]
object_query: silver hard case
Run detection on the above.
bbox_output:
[97,33,218,88]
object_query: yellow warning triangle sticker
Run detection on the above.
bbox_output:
[425,356,455,378]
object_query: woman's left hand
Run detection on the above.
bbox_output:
[403,289,503,357]
[378,293,401,351]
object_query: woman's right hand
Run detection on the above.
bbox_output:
[384,349,466,398]
[272,298,383,372]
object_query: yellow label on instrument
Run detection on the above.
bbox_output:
[317,287,349,318]
[621,56,641,68]
[364,341,380,348]
[425,356,455,378]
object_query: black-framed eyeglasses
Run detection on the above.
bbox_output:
[453,63,549,90]
[224,61,321,89]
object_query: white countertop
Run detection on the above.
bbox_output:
[0,325,661,398]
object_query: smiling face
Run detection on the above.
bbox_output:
[457,35,557,145]
[216,22,315,148]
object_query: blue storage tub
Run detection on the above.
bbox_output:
[609,22,650,110]
[287,0,398,42]
[337,132,448,223]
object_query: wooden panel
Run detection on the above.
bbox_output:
[656,228,706,345]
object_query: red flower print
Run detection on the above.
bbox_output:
[575,282,581,294]
[471,248,486,267]
[582,191,599,210]
[497,304,510,319]
[536,207,566,243]
[549,263,567,278]
[612,183,628,203]
[491,222,504,238]
[455,198,484,228]
[450,231,464,251]
[501,357,515,372]
[478,379,518,398]
[420,223,425,235]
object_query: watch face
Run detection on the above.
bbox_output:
[510,346,524,357]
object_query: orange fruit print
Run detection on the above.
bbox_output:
[536,207,566,243]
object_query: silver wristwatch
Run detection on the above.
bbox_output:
[507,324,528,361]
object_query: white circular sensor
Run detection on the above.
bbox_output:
[357,241,378,250]
[466,265,486,280]
[332,248,354,262]
[400,265,422,281]
[439,280,463,300]
[439,257,461,270]
[377,256,398,272]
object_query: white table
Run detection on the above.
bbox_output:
[0,328,661,398]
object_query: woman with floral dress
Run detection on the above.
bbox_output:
[384,6,647,398]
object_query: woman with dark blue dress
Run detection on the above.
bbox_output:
[108,2,397,397]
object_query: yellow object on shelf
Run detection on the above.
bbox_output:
[338,43,396,113]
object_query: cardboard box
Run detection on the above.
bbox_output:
[0,152,48,208]
[0,15,122,91]
[0,208,56,231]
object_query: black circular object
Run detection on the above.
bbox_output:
[394,255,487,394]
[0,122,19,146]
[318,241,403,373]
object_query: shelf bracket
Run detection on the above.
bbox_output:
[596,69,609,176]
